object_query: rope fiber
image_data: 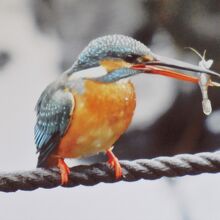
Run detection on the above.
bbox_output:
[1,151,220,192]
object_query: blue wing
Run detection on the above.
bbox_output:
[35,87,74,167]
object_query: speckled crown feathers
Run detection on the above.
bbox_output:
[73,34,150,68]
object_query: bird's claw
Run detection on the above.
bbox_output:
[106,149,122,179]
[57,158,70,185]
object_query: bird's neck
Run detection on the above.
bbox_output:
[67,66,108,81]
[64,63,135,83]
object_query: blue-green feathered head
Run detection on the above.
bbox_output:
[67,34,219,83]
[74,34,150,69]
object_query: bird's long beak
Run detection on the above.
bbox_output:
[131,53,220,83]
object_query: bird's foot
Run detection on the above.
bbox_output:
[106,149,122,179]
[57,158,70,185]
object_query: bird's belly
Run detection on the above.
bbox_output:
[56,80,136,158]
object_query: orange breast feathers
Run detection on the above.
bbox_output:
[55,79,136,158]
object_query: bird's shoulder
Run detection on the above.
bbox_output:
[35,76,77,166]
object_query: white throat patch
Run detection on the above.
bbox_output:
[68,66,107,80]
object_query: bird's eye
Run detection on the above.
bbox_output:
[124,54,140,63]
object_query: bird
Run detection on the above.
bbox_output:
[35,34,219,185]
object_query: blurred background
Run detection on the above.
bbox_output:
[0,0,220,219]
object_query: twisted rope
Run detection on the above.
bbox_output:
[1,151,220,192]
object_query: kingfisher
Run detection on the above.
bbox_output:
[35,34,219,184]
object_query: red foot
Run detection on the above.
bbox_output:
[106,149,122,179]
[57,158,70,185]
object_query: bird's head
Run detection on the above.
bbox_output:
[67,34,219,83]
